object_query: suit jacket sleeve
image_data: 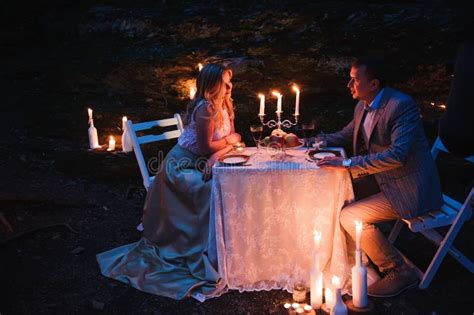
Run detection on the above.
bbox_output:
[349,99,420,175]
[323,119,355,147]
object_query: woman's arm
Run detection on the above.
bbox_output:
[195,103,228,155]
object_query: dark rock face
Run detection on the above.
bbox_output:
[1,0,474,314]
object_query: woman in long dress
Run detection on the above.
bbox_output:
[97,64,241,299]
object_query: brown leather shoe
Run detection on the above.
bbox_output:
[368,266,418,298]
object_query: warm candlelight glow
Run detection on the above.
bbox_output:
[284,303,291,309]
[438,104,446,109]
[355,220,363,250]
[272,91,283,113]
[190,87,196,99]
[332,275,341,288]
[304,305,313,312]
[292,85,300,93]
[198,63,203,71]
[296,307,304,314]
[122,116,127,129]
[88,108,93,120]
[292,302,300,309]
[314,230,321,250]
[107,136,116,151]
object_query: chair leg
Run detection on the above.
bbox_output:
[419,217,471,289]
[388,219,404,244]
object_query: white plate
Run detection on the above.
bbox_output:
[313,152,336,160]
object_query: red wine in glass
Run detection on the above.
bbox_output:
[250,125,263,147]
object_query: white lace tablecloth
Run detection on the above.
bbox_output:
[209,147,355,295]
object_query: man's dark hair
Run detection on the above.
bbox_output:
[351,57,386,87]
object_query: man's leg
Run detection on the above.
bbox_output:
[340,192,417,297]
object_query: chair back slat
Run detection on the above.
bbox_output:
[138,130,181,145]
[126,114,183,190]
[132,117,180,132]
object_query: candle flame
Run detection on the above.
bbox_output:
[88,108,93,118]
[430,102,435,106]
[355,220,363,231]
[198,63,203,71]
[110,136,114,141]
[258,93,264,99]
[292,85,300,93]
[190,87,196,99]
[332,275,340,287]
[272,91,281,97]
[283,303,291,309]
[122,116,127,122]
[314,230,322,243]
[439,104,446,109]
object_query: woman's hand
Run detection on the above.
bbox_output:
[202,145,233,182]
[225,132,241,145]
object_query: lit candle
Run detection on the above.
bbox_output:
[304,305,313,313]
[355,220,363,251]
[88,108,93,123]
[284,303,292,311]
[311,229,323,309]
[272,91,283,113]
[293,85,300,116]
[296,307,304,314]
[292,303,300,309]
[258,94,265,116]
[107,136,116,151]
[87,108,100,149]
[198,63,203,71]
[190,87,196,99]
[121,116,132,152]
[324,288,333,309]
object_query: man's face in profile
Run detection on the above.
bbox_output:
[347,65,379,103]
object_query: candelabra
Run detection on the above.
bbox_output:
[259,112,299,130]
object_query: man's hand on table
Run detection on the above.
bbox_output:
[317,156,345,168]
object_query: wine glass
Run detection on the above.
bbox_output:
[301,122,315,153]
[250,125,263,150]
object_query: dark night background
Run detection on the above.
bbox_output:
[1,0,473,314]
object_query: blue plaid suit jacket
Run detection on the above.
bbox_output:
[324,87,443,219]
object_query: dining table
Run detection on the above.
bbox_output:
[207,146,355,297]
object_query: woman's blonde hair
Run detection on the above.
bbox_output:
[183,63,234,128]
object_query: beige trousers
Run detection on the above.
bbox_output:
[340,192,405,272]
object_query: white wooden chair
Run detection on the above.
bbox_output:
[127,113,184,191]
[388,136,474,289]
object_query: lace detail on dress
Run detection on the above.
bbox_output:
[178,99,231,155]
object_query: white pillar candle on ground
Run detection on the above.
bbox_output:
[121,116,133,152]
[331,276,348,315]
[198,63,203,71]
[293,85,300,116]
[351,249,368,308]
[272,91,283,113]
[107,136,116,151]
[87,108,100,149]
[190,87,196,99]
[355,220,363,251]
[258,94,265,116]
